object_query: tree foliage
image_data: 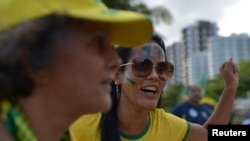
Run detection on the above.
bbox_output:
[238,59,250,97]
[102,0,173,25]
[160,83,184,112]
[206,59,250,98]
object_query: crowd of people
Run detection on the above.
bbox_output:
[0,0,240,141]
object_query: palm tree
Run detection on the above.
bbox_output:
[102,0,173,25]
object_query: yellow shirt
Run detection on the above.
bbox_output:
[70,108,190,141]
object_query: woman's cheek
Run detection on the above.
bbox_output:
[125,77,136,90]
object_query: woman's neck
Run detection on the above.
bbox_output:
[0,119,14,141]
[117,103,149,135]
[18,94,74,141]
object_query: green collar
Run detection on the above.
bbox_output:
[119,112,151,140]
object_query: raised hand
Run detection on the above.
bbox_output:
[219,58,239,88]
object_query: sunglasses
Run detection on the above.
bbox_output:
[120,57,174,81]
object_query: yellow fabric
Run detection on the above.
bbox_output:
[200,96,218,108]
[70,113,102,141]
[70,108,190,141]
[69,131,78,141]
[0,0,153,47]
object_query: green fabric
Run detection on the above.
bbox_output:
[0,100,71,141]
[119,112,151,140]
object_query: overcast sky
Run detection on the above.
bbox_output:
[143,0,250,45]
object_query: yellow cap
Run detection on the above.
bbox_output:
[0,0,153,47]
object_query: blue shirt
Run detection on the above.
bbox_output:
[171,101,214,125]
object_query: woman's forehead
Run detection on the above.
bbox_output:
[131,42,165,60]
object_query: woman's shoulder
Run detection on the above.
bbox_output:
[72,112,102,126]
[70,112,102,132]
[150,108,187,121]
[70,112,102,140]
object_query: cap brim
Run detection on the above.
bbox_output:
[68,8,153,47]
[0,2,153,47]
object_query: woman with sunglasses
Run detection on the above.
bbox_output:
[70,34,239,141]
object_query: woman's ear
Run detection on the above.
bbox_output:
[21,57,50,85]
[28,69,50,84]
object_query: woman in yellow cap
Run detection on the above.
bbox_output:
[70,33,239,141]
[0,0,153,140]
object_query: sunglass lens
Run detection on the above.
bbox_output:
[167,62,174,76]
[132,58,152,77]
[157,62,168,74]
[156,62,168,80]
[156,62,174,81]
[131,57,174,81]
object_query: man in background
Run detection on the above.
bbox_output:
[172,84,214,125]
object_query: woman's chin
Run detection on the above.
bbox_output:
[139,102,158,110]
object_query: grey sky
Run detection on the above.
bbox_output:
[143,0,248,45]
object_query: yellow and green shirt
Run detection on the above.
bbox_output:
[0,100,72,141]
[70,108,191,141]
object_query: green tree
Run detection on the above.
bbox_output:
[102,0,173,25]
[238,59,250,96]
[160,83,184,112]
[206,74,224,98]
[206,59,250,98]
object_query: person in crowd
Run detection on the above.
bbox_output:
[0,0,153,140]
[172,84,214,125]
[70,33,239,141]
[242,114,250,125]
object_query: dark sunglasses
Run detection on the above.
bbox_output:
[120,57,174,81]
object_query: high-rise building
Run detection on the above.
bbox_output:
[181,20,218,84]
[166,42,183,84]
[166,20,250,87]
[208,33,250,78]
[188,51,208,85]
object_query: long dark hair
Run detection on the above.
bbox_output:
[100,33,171,141]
